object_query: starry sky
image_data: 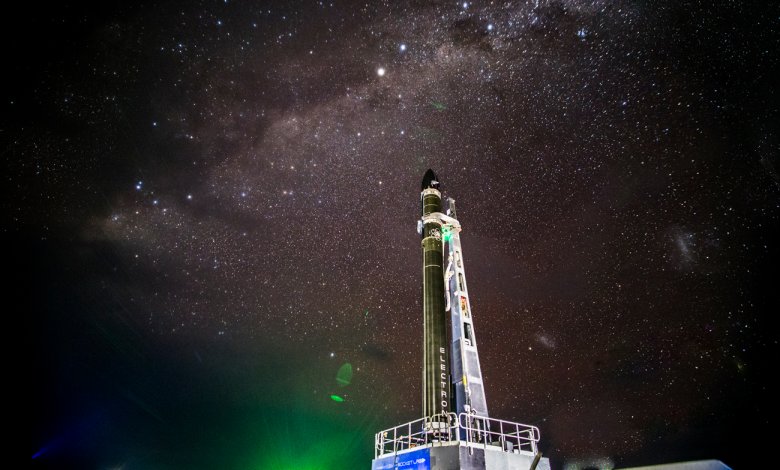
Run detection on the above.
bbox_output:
[12,1,778,468]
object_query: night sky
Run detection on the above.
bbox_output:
[12,1,778,468]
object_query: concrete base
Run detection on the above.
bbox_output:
[372,444,551,470]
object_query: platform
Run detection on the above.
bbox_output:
[372,413,551,470]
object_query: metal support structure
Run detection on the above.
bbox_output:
[442,197,490,421]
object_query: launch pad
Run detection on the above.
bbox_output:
[370,170,550,470]
[372,413,550,470]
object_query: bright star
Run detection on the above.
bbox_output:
[377,67,386,76]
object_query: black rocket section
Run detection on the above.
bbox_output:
[420,169,451,420]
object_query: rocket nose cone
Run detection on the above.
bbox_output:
[422,169,439,190]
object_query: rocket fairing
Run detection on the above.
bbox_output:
[420,169,451,420]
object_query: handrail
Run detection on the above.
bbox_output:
[458,413,539,455]
[374,413,540,458]
[375,413,459,458]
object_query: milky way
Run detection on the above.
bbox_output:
[13,1,778,468]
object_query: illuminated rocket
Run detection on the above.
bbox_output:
[419,169,451,421]
[371,169,549,470]
[419,168,489,422]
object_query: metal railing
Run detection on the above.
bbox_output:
[374,413,540,458]
[374,414,459,458]
[459,413,539,454]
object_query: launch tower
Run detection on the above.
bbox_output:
[371,170,550,470]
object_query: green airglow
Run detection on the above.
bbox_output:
[431,101,447,111]
[241,399,369,469]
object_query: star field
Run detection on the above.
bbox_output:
[11,1,779,468]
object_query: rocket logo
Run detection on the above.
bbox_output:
[440,347,448,409]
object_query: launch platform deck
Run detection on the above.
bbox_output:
[372,413,550,470]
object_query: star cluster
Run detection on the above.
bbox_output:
[11,1,778,468]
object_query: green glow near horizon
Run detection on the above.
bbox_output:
[242,401,368,469]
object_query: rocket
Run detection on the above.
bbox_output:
[419,169,490,422]
[420,169,451,421]
[370,170,547,469]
